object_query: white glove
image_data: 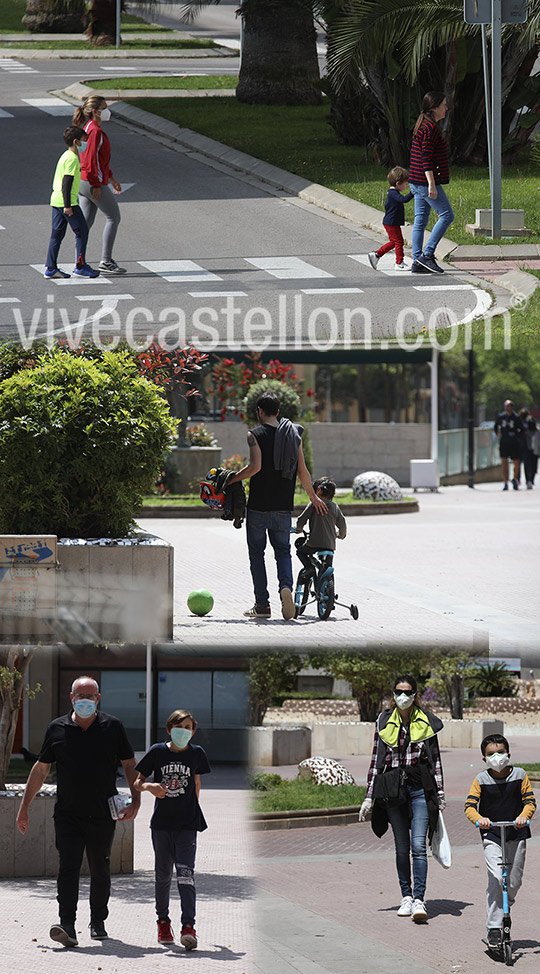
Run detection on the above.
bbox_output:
[359,798,372,822]
[437,791,446,811]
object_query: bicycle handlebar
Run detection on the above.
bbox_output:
[475,820,530,827]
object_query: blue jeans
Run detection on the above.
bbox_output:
[46,205,89,270]
[151,829,197,925]
[246,509,293,607]
[410,183,454,261]
[386,786,429,900]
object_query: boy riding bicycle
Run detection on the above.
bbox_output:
[294,477,347,572]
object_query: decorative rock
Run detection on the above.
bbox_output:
[298,756,355,786]
[352,470,403,501]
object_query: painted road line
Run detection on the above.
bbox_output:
[100,66,137,71]
[22,97,74,116]
[0,109,14,118]
[301,287,364,294]
[458,289,492,325]
[188,291,247,297]
[0,298,21,303]
[31,264,111,284]
[413,284,475,291]
[75,294,134,301]
[115,183,135,194]
[245,257,334,279]
[138,260,222,283]
[348,253,416,276]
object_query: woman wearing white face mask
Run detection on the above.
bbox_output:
[359,675,445,923]
[72,95,126,275]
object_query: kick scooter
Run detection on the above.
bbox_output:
[476,819,529,966]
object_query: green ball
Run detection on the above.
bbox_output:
[187,589,214,616]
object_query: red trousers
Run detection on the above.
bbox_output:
[376,225,404,263]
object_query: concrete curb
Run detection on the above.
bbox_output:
[251,803,362,831]
[58,88,539,307]
[0,46,233,59]
[80,87,237,99]
[138,500,419,518]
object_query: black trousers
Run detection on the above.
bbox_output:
[54,814,116,925]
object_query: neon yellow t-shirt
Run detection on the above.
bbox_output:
[50,149,80,208]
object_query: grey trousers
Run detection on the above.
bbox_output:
[483,838,526,929]
[78,180,120,262]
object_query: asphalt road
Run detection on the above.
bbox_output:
[0,57,490,347]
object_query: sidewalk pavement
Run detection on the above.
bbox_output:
[138,483,540,655]
[254,739,540,974]
[0,765,255,973]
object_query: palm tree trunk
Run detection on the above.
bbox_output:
[85,0,125,47]
[23,0,86,32]
[237,0,321,105]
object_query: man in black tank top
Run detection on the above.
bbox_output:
[227,391,326,619]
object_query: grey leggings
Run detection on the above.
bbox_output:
[78,180,120,262]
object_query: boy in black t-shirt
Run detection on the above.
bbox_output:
[134,709,211,950]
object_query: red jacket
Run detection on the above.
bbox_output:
[409,117,449,186]
[81,118,113,187]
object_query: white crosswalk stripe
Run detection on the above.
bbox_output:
[22,97,73,116]
[0,59,38,73]
[138,260,222,283]
[0,108,14,118]
[244,256,334,279]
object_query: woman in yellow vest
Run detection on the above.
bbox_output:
[359,675,445,922]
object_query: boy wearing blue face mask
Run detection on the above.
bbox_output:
[465,734,536,951]
[44,125,99,280]
[134,710,211,950]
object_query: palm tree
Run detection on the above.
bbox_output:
[180,0,323,105]
[325,0,540,164]
[84,0,127,46]
[467,661,518,698]
[23,0,86,32]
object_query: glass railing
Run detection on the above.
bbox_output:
[438,427,499,476]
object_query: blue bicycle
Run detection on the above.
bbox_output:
[477,819,529,966]
[293,532,358,621]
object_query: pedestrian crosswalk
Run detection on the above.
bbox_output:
[0,58,38,74]
[22,97,74,116]
[28,255,477,291]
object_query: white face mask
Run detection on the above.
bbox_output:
[486,752,510,771]
[394,691,415,710]
[100,107,111,122]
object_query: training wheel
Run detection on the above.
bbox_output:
[350,604,359,620]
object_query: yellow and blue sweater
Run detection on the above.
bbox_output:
[465,766,536,845]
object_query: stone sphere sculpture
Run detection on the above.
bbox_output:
[352,470,403,501]
[298,757,355,786]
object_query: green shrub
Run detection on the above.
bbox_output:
[249,772,284,791]
[0,350,178,538]
[243,378,313,474]
[184,423,217,446]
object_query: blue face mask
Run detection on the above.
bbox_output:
[171,727,192,749]
[73,698,97,718]
[77,141,88,153]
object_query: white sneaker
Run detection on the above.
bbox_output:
[395,262,408,270]
[411,898,428,922]
[397,895,414,917]
[368,252,379,270]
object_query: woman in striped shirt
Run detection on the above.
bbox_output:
[409,91,454,275]
[358,675,446,923]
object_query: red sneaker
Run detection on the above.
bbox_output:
[157,918,174,944]
[180,924,198,950]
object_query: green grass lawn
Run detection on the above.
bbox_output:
[90,75,238,90]
[253,778,366,813]
[522,763,540,772]
[0,2,171,34]
[127,96,540,246]
[141,490,411,507]
[3,38,216,50]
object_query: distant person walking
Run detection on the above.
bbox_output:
[518,408,537,489]
[494,399,522,490]
[409,91,454,275]
[73,96,126,275]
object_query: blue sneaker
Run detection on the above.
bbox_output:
[44,267,70,279]
[73,263,100,278]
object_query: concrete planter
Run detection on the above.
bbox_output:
[169,446,222,494]
[0,793,133,877]
[250,725,312,767]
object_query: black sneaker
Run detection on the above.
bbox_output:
[89,919,108,939]
[416,253,444,274]
[411,261,431,274]
[487,928,502,949]
[243,604,271,618]
[50,923,78,947]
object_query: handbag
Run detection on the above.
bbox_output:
[431,811,452,868]
[372,725,409,807]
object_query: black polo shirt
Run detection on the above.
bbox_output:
[38,710,134,818]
